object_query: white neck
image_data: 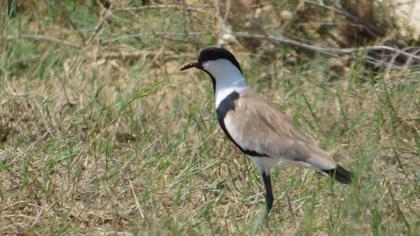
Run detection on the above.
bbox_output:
[214,72,248,107]
[202,59,248,107]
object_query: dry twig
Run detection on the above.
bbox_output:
[5,34,81,48]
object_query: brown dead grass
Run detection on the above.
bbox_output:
[0,1,419,235]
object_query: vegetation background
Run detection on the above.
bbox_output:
[1,0,419,235]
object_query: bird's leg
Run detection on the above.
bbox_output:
[262,171,273,216]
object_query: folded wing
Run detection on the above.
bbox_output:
[223,88,337,172]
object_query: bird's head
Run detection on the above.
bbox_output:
[180,47,243,80]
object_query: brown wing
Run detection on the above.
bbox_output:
[224,88,336,171]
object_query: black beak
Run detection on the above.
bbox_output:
[180,60,202,71]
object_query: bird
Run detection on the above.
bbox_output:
[180,47,352,215]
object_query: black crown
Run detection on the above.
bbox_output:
[198,47,242,74]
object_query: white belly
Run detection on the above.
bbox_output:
[250,156,281,174]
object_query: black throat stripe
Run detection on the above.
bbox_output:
[203,70,216,94]
[216,91,268,157]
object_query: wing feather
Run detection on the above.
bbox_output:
[224,88,336,171]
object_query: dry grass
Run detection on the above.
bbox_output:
[0,1,419,235]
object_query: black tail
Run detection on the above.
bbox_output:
[322,165,352,184]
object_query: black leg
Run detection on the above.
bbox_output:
[262,172,274,215]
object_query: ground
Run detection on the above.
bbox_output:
[0,1,419,235]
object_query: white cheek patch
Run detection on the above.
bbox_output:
[203,59,243,80]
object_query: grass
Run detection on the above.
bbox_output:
[1,1,419,235]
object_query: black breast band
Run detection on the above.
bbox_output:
[216,91,268,157]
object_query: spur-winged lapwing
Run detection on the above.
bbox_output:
[181,47,352,214]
